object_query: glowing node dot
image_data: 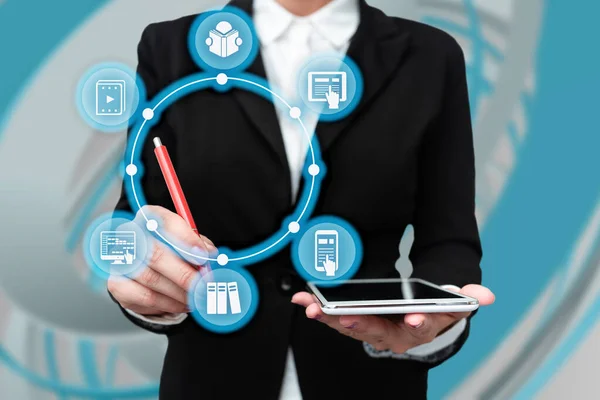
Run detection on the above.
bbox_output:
[217,254,229,266]
[308,164,320,176]
[125,164,137,176]
[289,107,301,119]
[142,108,154,120]
[288,221,300,233]
[146,219,158,232]
[216,73,228,85]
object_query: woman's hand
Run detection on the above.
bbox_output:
[108,205,215,316]
[292,284,495,354]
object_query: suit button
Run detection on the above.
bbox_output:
[280,275,292,292]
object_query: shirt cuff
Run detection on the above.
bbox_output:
[125,309,188,326]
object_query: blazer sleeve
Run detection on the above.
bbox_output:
[409,39,482,288]
[408,39,483,365]
[110,24,184,335]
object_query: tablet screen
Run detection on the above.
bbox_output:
[317,280,463,302]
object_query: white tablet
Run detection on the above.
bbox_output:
[307,278,479,315]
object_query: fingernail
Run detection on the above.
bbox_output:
[344,322,358,329]
[202,240,216,252]
[409,322,424,329]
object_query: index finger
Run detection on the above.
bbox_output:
[146,240,201,291]
[136,205,214,254]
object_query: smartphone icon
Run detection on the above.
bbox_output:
[315,230,339,273]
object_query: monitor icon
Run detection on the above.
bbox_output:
[100,231,136,265]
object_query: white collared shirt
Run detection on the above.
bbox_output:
[127,1,467,398]
[254,0,360,198]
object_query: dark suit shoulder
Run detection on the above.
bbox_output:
[140,13,198,55]
[393,17,465,62]
[137,14,203,91]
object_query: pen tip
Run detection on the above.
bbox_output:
[153,137,162,148]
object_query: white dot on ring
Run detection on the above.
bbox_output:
[288,221,300,233]
[216,73,228,85]
[308,164,320,176]
[125,164,138,176]
[289,107,301,119]
[217,254,229,266]
[146,219,158,232]
[142,108,154,120]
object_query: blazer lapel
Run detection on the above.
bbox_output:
[316,1,412,152]
[227,0,289,168]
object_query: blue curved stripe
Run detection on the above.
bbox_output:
[104,345,119,386]
[78,340,101,388]
[0,0,111,140]
[43,330,68,400]
[65,160,120,252]
[463,0,486,118]
[0,344,159,398]
[514,295,600,399]
[430,1,600,397]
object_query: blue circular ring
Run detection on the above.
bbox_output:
[124,72,327,267]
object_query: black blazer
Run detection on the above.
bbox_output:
[113,0,482,398]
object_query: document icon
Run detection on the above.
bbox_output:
[96,80,126,116]
[315,230,339,276]
[308,72,347,104]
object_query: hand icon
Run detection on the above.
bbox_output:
[323,255,337,277]
[325,86,340,110]
[124,250,134,265]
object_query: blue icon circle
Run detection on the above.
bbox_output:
[188,267,258,334]
[76,62,145,132]
[297,54,364,122]
[188,7,258,72]
[291,216,363,283]
[83,211,150,280]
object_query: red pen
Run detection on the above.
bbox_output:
[153,137,210,270]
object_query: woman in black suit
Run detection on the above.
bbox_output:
[107,0,495,398]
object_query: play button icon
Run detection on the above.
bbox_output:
[95,80,125,116]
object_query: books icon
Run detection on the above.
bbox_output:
[205,21,243,58]
[207,281,242,315]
